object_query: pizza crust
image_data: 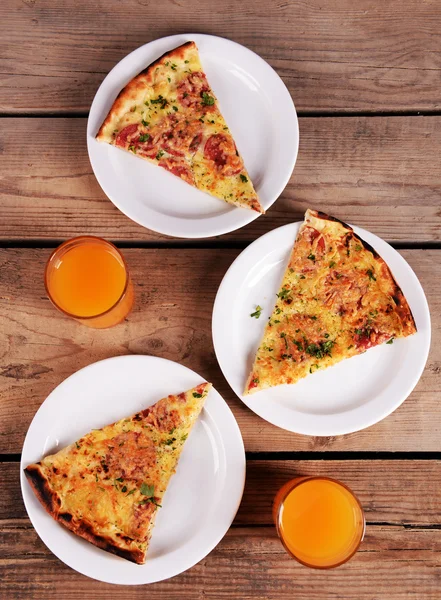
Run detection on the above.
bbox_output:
[24,464,145,564]
[307,210,416,335]
[96,41,196,142]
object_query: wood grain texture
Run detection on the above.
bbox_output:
[1,117,441,242]
[5,460,441,525]
[0,248,438,453]
[2,459,440,598]
[0,522,439,599]
[2,0,441,114]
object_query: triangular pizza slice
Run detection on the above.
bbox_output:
[244,209,416,394]
[24,382,211,564]
[96,41,263,213]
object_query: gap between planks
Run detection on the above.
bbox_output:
[0,240,439,251]
[3,452,441,463]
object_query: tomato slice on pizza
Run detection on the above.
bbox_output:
[245,210,416,394]
[96,41,263,214]
[24,383,211,564]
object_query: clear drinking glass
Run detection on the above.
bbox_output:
[45,236,134,329]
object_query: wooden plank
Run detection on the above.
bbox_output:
[4,460,441,525]
[1,116,441,242]
[0,248,439,453]
[2,0,441,113]
[0,522,439,599]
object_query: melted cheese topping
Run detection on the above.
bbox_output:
[97,42,262,213]
[245,210,416,394]
[33,383,211,561]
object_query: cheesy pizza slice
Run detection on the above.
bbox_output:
[96,41,263,213]
[24,382,211,564]
[244,209,416,394]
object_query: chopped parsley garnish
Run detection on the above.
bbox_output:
[277,287,291,300]
[309,315,317,320]
[141,119,149,127]
[293,340,303,351]
[307,253,315,261]
[184,60,189,63]
[355,328,364,335]
[355,244,362,251]
[138,133,150,143]
[329,261,336,268]
[250,305,263,319]
[193,392,203,398]
[280,332,289,350]
[75,442,80,449]
[150,95,169,109]
[366,268,376,281]
[183,92,188,98]
[324,333,330,338]
[156,150,164,160]
[139,497,162,507]
[299,274,306,279]
[127,489,136,496]
[240,174,248,183]
[305,339,335,359]
[347,344,354,350]
[181,434,188,441]
[128,145,136,153]
[121,485,127,493]
[172,105,178,112]
[140,483,155,497]
[281,353,293,360]
[144,100,149,106]
[164,437,176,446]
[167,77,171,83]
[252,378,259,385]
[171,63,177,70]
[275,307,282,315]
[386,338,394,344]
[130,105,136,112]
[115,477,124,482]
[201,91,215,106]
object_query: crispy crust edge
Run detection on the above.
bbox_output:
[96,41,196,141]
[306,209,417,335]
[24,464,146,564]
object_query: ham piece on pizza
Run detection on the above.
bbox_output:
[245,209,416,394]
[96,41,263,213]
[24,383,211,564]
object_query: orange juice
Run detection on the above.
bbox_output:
[45,237,134,328]
[273,477,365,568]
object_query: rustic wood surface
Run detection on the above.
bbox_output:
[3,461,441,525]
[2,0,441,597]
[1,116,440,242]
[1,524,439,599]
[2,0,441,114]
[1,462,440,598]
[0,248,438,454]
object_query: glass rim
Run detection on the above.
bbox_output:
[274,476,366,569]
[44,236,130,321]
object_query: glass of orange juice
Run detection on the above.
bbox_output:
[273,476,365,569]
[45,236,134,329]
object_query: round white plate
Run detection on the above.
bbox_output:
[21,355,245,585]
[212,223,431,436]
[87,33,298,238]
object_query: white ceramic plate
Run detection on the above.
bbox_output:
[87,33,298,238]
[21,355,245,585]
[212,223,431,436]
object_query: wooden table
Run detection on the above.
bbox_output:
[1,1,440,597]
